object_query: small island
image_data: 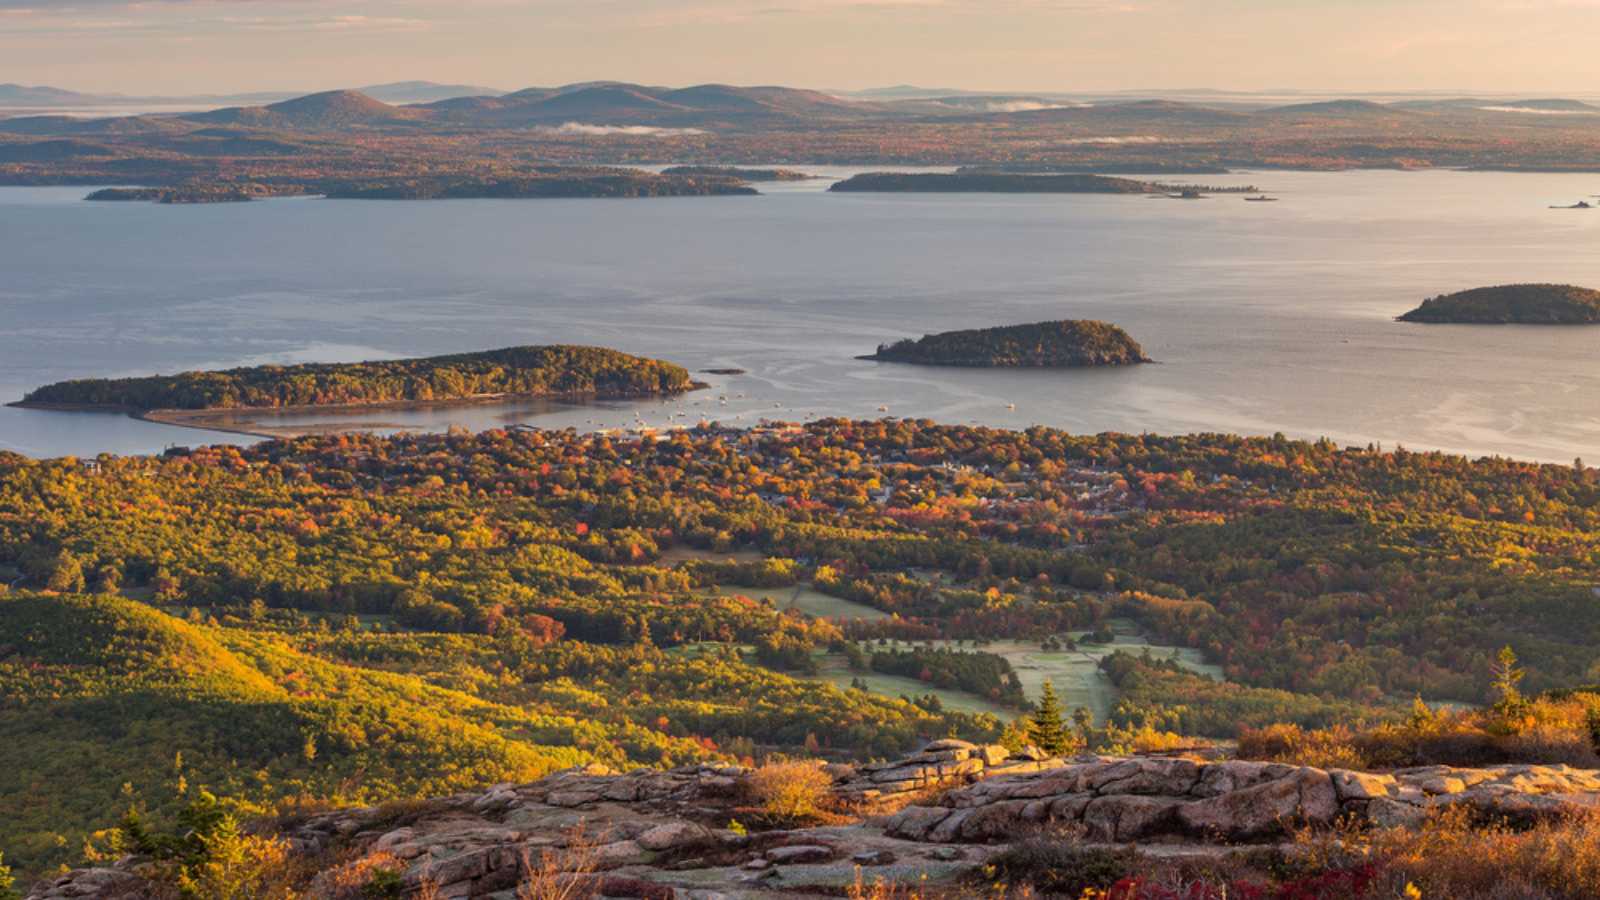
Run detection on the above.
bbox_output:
[660,166,817,182]
[1397,284,1600,324]
[862,320,1152,368]
[16,346,698,432]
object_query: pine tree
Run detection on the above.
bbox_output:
[1028,680,1070,755]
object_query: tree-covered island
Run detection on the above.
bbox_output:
[16,345,698,413]
[864,320,1152,367]
[1398,284,1600,324]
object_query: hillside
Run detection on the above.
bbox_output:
[0,590,974,876]
[865,320,1151,367]
[18,344,698,412]
[1398,284,1600,324]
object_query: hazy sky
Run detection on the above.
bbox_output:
[2,0,1597,95]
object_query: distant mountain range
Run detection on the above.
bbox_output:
[7,79,1600,138]
[0,80,504,109]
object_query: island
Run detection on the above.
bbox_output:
[324,173,758,200]
[15,345,699,434]
[660,165,817,181]
[829,172,1258,195]
[84,172,760,205]
[862,320,1152,367]
[86,185,286,204]
[1397,284,1600,324]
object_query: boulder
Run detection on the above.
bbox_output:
[765,844,835,864]
[635,820,714,852]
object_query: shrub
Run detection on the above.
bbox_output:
[1368,807,1600,899]
[981,833,1135,895]
[305,851,406,900]
[746,760,833,822]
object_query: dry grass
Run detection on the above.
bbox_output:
[1369,807,1600,899]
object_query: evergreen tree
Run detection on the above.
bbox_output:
[1028,680,1070,754]
[1490,645,1526,713]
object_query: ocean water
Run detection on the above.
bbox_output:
[3,168,1599,462]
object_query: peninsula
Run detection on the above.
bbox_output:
[16,345,698,422]
[863,320,1151,367]
[1398,284,1600,324]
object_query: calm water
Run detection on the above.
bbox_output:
[4,169,1600,462]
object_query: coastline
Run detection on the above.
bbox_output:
[8,383,709,441]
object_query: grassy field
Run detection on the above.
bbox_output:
[699,581,1223,724]
[658,547,767,565]
[713,584,891,621]
[807,651,1016,717]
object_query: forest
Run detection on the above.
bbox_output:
[19,345,696,412]
[5,419,1600,876]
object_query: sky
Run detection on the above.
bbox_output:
[2,0,1598,96]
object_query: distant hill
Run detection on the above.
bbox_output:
[0,114,187,136]
[1399,284,1600,324]
[184,90,429,130]
[424,81,881,126]
[1005,99,1250,127]
[1261,99,1406,117]
[0,83,98,106]
[358,81,503,104]
[1501,98,1598,112]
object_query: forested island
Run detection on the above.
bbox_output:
[324,173,758,200]
[865,320,1151,367]
[1398,283,1600,324]
[86,184,289,204]
[17,345,697,413]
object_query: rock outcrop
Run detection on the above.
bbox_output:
[885,757,1600,844]
[28,747,1600,900]
[833,738,1058,808]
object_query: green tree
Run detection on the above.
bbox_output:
[1490,645,1526,713]
[1028,680,1070,755]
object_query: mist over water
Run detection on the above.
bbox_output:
[3,168,1599,462]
